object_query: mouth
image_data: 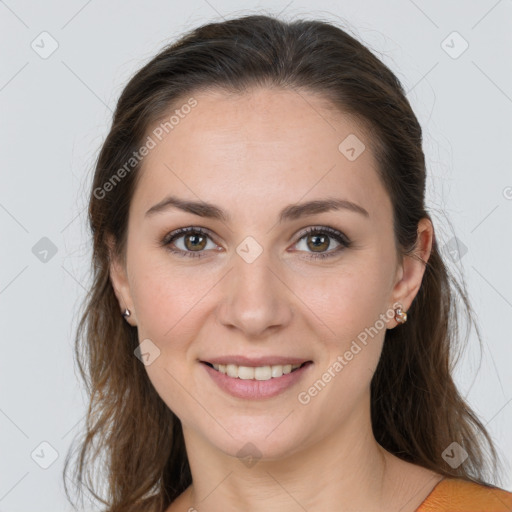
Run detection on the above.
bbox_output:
[200,360,312,380]
[200,359,314,399]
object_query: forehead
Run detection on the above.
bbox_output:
[130,87,390,222]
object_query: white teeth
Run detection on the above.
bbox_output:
[211,363,302,380]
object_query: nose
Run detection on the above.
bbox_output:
[216,247,293,338]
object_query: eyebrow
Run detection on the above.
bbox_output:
[145,194,369,223]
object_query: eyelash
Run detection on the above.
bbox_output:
[161,226,352,260]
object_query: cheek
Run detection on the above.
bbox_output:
[298,271,387,415]
[128,244,206,339]
[131,270,178,338]
[129,261,204,415]
[292,259,391,393]
[296,261,390,334]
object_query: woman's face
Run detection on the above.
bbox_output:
[110,87,428,461]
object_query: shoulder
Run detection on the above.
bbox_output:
[417,477,512,512]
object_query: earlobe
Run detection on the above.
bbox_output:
[389,218,434,327]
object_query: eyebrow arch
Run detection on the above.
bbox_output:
[145,195,369,222]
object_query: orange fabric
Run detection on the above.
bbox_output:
[416,478,512,511]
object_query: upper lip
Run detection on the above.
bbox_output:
[200,356,312,367]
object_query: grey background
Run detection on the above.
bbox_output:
[1,0,511,510]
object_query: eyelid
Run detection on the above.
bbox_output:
[291,226,351,260]
[295,225,351,245]
[162,226,216,245]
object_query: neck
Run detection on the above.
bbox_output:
[180,394,397,512]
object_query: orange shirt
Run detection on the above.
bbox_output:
[416,478,512,511]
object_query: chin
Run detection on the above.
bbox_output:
[195,416,309,463]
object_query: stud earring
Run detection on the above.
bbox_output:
[122,308,131,318]
[394,306,407,324]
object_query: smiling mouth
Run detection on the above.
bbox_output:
[202,361,311,380]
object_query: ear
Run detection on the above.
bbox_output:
[106,233,137,326]
[388,217,434,328]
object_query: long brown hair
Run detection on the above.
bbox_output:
[63,13,504,512]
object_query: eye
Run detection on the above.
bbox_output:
[161,227,219,258]
[161,225,352,260]
[293,226,351,260]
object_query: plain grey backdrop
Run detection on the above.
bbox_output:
[1,0,511,510]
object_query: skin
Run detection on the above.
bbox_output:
[108,86,441,512]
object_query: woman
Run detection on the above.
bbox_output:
[64,14,512,512]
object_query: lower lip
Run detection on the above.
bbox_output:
[201,362,313,399]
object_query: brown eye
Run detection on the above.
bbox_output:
[294,226,351,260]
[306,233,330,252]
[183,232,207,251]
[162,227,217,258]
